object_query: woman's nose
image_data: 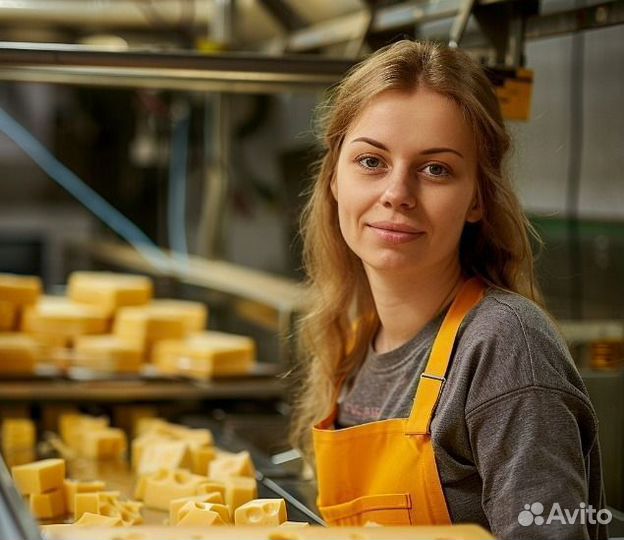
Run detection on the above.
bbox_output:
[380,167,416,210]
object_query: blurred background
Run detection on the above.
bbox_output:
[0,0,622,533]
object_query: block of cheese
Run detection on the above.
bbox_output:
[21,297,109,340]
[11,458,65,495]
[176,507,224,527]
[176,501,229,526]
[190,445,216,475]
[135,469,210,511]
[234,498,286,526]
[68,272,153,314]
[169,492,224,525]
[113,305,188,347]
[63,479,106,512]
[195,480,226,499]
[80,427,127,460]
[222,476,257,512]
[149,299,208,333]
[136,439,191,476]
[0,300,16,331]
[0,273,41,306]
[1,418,35,451]
[74,491,120,520]
[0,333,38,375]
[73,335,144,373]
[59,414,109,453]
[153,331,255,379]
[73,512,123,527]
[280,521,310,527]
[29,488,66,519]
[209,450,255,479]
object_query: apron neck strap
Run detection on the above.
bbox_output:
[405,277,486,435]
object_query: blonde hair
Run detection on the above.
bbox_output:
[291,40,542,462]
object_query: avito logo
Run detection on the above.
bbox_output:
[518,502,612,527]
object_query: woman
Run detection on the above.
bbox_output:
[292,41,606,540]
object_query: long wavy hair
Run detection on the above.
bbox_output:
[291,40,543,462]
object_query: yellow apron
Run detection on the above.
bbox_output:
[313,278,486,526]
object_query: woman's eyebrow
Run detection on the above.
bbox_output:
[351,137,464,159]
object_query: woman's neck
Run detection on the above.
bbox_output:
[367,261,465,354]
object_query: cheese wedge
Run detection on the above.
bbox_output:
[0,333,38,375]
[68,272,153,314]
[149,299,208,333]
[11,458,65,495]
[63,479,106,512]
[153,331,255,379]
[234,498,287,526]
[169,492,224,525]
[0,300,16,331]
[21,297,109,340]
[176,500,229,526]
[0,274,41,306]
[30,488,66,519]
[74,491,120,520]
[136,439,191,476]
[136,469,210,511]
[209,450,255,479]
[74,334,143,373]
[222,476,257,512]
[73,512,123,527]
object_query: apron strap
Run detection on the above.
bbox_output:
[405,277,486,435]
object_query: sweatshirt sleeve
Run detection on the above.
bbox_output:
[466,386,603,540]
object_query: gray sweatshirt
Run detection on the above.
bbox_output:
[338,287,607,540]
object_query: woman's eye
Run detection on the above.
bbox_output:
[423,163,450,177]
[358,156,383,170]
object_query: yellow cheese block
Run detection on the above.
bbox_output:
[0,273,41,306]
[169,492,224,525]
[11,458,65,495]
[177,501,229,526]
[0,300,16,331]
[113,306,188,347]
[59,414,109,452]
[73,512,123,527]
[280,521,310,527]
[149,299,208,333]
[30,488,66,519]
[235,498,286,526]
[63,479,106,512]
[68,272,153,314]
[136,439,191,476]
[73,335,144,373]
[0,333,38,375]
[190,445,216,475]
[208,450,255,479]
[195,481,226,499]
[176,508,224,527]
[1,418,35,451]
[222,476,257,512]
[21,297,109,340]
[153,331,255,379]
[80,428,127,460]
[74,491,120,520]
[135,469,210,511]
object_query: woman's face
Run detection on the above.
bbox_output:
[332,87,482,276]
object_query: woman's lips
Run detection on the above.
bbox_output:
[367,222,424,244]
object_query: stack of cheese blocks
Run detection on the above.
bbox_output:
[0,270,256,378]
[1,418,36,466]
[132,419,307,528]
[59,413,127,460]
[10,458,143,525]
[0,273,43,375]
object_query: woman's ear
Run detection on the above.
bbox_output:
[330,175,338,201]
[465,193,483,223]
